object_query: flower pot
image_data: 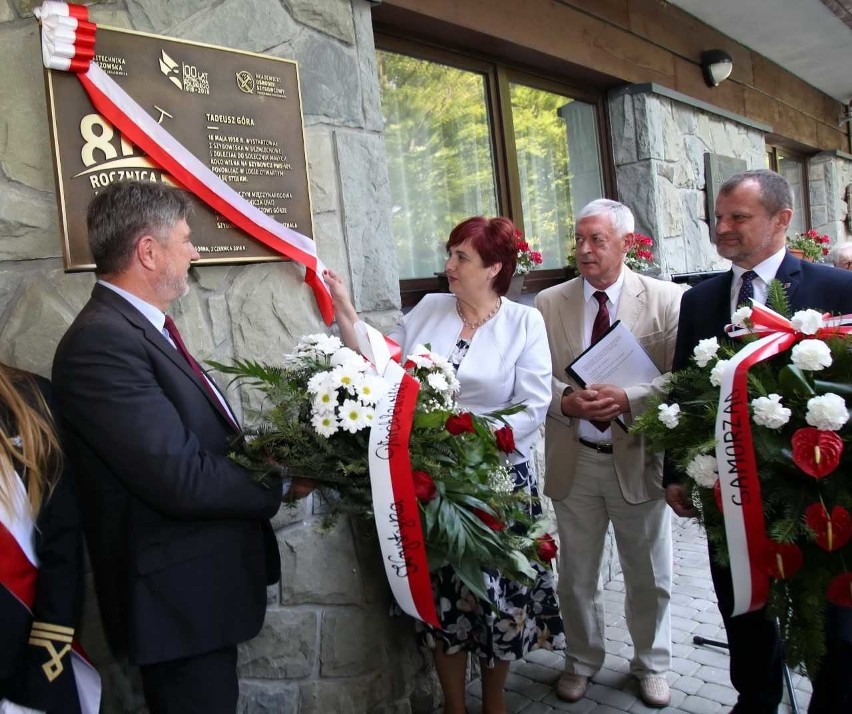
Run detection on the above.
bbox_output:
[505,273,525,300]
[788,248,806,261]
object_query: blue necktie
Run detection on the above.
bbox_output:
[737,270,757,308]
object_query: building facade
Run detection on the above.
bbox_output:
[1,0,850,711]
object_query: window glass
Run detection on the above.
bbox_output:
[378,51,498,280]
[776,152,806,235]
[509,84,602,268]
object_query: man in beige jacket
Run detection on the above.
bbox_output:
[535,199,682,708]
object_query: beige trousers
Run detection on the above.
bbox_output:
[552,445,672,678]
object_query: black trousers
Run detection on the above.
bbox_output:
[139,646,238,714]
[708,543,784,714]
[808,603,852,714]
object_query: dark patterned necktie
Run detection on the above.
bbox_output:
[590,291,610,432]
[736,270,757,308]
[164,316,240,432]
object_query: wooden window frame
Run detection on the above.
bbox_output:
[766,144,812,230]
[375,33,616,307]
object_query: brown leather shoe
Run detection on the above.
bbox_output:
[638,676,671,708]
[555,673,588,702]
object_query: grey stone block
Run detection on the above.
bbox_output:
[283,0,355,44]
[237,608,317,678]
[319,608,384,676]
[238,680,300,714]
[678,694,723,713]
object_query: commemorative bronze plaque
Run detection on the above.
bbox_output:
[44,26,313,269]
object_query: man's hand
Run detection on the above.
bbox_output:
[561,384,627,423]
[665,484,697,518]
[284,476,315,502]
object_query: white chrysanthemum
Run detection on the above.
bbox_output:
[355,374,387,405]
[312,391,337,415]
[693,337,720,367]
[311,411,339,438]
[307,370,334,395]
[791,339,832,371]
[657,403,681,429]
[731,306,753,327]
[407,353,435,369]
[311,334,343,355]
[362,408,375,426]
[488,467,515,495]
[330,346,363,367]
[686,454,718,488]
[709,359,730,387]
[426,372,449,393]
[791,309,825,335]
[805,393,849,431]
[331,363,363,394]
[338,399,370,433]
[751,394,791,429]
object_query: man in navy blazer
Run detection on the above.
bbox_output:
[52,181,283,713]
[664,169,852,713]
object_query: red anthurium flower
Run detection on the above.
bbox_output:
[472,507,506,531]
[827,573,852,607]
[445,412,475,435]
[536,533,558,561]
[804,503,852,552]
[791,428,844,479]
[494,426,515,454]
[412,470,437,502]
[761,541,804,580]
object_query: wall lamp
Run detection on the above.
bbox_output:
[701,49,733,88]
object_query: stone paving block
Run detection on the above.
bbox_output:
[692,608,723,624]
[605,613,626,628]
[675,584,717,599]
[671,675,704,695]
[670,615,700,632]
[525,649,566,670]
[585,682,636,709]
[512,660,563,683]
[693,665,729,683]
[670,626,696,645]
[506,690,533,711]
[603,580,626,592]
[689,647,731,669]
[464,695,482,713]
[589,706,632,713]
[602,654,630,673]
[505,673,553,701]
[670,656,701,677]
[591,667,631,688]
[696,682,738,706]
[519,702,556,713]
[670,603,703,620]
[678,694,723,713]
[607,642,634,660]
[605,625,631,644]
[539,691,598,712]
[671,643,695,658]
[692,623,725,640]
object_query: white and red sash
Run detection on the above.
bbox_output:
[717,303,852,615]
[35,2,334,325]
[356,322,439,627]
[0,471,101,714]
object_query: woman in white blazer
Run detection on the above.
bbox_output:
[326,217,564,714]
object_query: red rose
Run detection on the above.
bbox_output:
[791,427,844,479]
[445,412,475,435]
[412,470,437,502]
[827,573,852,607]
[472,507,506,531]
[804,502,852,552]
[494,426,515,454]
[760,540,803,580]
[536,533,558,561]
[517,240,530,252]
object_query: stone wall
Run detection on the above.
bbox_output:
[609,85,768,276]
[808,150,852,246]
[0,1,436,712]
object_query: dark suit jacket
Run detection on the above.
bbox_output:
[664,251,852,487]
[52,284,281,666]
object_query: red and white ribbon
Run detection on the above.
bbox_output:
[717,303,852,615]
[356,322,439,627]
[0,472,101,714]
[36,2,334,325]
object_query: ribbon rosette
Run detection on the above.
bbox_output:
[34,2,334,324]
[715,303,852,616]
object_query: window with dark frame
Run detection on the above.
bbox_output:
[765,145,810,234]
[375,36,613,306]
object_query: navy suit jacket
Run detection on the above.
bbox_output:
[52,284,281,665]
[665,251,852,486]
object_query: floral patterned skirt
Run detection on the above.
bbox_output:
[418,461,565,666]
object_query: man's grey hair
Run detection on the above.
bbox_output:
[87,180,194,275]
[576,198,635,237]
[718,169,793,216]
[828,241,852,267]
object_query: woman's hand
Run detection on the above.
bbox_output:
[323,269,358,323]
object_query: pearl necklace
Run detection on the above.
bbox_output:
[456,297,502,330]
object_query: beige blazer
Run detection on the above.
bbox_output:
[534,268,682,504]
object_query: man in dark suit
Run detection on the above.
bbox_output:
[664,169,852,714]
[52,181,284,713]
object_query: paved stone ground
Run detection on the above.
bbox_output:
[461,517,813,713]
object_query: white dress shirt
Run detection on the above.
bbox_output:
[729,247,787,316]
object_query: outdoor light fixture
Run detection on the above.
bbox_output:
[701,49,733,88]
